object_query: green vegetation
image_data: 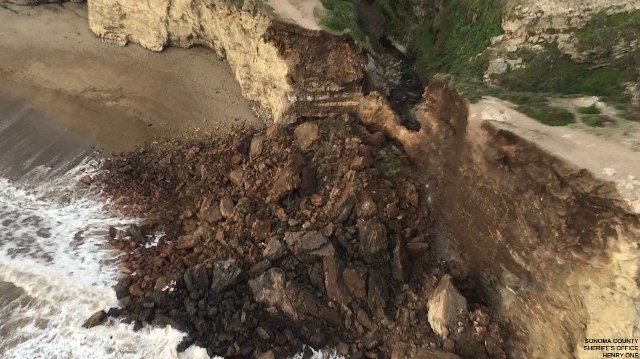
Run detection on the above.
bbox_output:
[578,106,601,115]
[520,103,576,126]
[316,0,368,46]
[228,0,244,9]
[457,86,576,126]
[576,10,640,51]
[226,0,279,18]
[582,114,605,127]
[371,0,502,82]
[359,1,630,127]
[258,1,279,18]
[235,201,246,214]
[494,46,625,99]
[314,1,638,127]
[379,147,402,176]
[492,8,639,123]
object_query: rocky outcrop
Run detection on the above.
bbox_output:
[486,0,640,79]
[88,0,366,123]
[499,0,640,49]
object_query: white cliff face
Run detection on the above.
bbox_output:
[503,0,640,34]
[486,0,640,79]
[88,0,294,123]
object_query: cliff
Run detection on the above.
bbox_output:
[486,0,640,105]
[492,0,640,65]
[88,0,366,123]
[359,0,639,120]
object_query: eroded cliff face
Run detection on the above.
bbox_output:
[358,83,640,359]
[486,0,640,83]
[498,0,640,54]
[88,0,366,123]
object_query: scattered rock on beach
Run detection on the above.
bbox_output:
[82,310,107,329]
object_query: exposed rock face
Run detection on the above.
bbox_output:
[486,0,640,81]
[293,122,319,151]
[183,263,209,293]
[357,218,388,263]
[211,259,245,293]
[500,0,640,50]
[18,0,633,356]
[249,268,299,319]
[88,0,366,123]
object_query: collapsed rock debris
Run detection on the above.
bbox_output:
[94,115,507,358]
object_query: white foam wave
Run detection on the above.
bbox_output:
[0,161,212,359]
[0,160,342,359]
[289,347,343,359]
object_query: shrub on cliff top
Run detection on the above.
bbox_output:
[520,103,576,127]
[317,0,368,46]
[576,10,640,51]
[494,46,625,99]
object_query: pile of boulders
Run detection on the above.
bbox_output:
[92,115,506,358]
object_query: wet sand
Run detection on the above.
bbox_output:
[0,93,96,181]
[0,2,261,153]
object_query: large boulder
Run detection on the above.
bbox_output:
[284,231,328,256]
[249,268,298,319]
[269,166,301,201]
[211,260,245,293]
[82,310,107,329]
[343,267,367,299]
[427,275,468,338]
[183,264,209,293]
[293,122,319,151]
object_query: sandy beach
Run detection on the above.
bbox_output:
[0,2,261,153]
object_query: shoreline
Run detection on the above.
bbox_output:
[0,2,262,153]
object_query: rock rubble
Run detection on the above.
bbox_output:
[95,116,506,358]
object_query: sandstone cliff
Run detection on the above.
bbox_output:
[88,0,366,123]
[496,0,640,59]
[487,0,640,82]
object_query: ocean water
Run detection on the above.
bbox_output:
[0,93,210,358]
[0,94,340,359]
[0,160,211,359]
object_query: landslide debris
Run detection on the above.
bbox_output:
[95,116,506,358]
